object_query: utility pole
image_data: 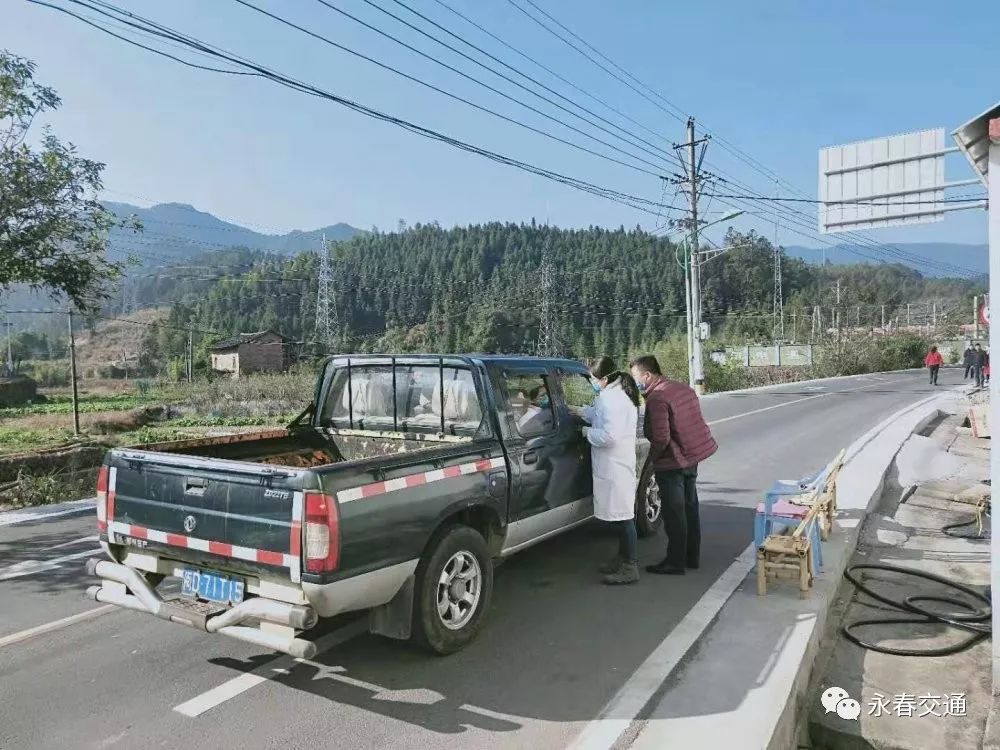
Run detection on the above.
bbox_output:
[678,117,708,394]
[932,302,937,332]
[4,313,12,376]
[187,328,193,384]
[772,180,783,342]
[881,305,886,332]
[907,303,912,328]
[314,234,338,353]
[683,239,694,386]
[67,310,80,436]
[975,295,980,340]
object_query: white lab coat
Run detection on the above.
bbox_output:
[584,380,638,522]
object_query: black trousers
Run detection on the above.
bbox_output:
[654,466,701,568]
[929,365,940,385]
[965,364,974,379]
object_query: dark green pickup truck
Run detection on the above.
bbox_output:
[87,355,657,656]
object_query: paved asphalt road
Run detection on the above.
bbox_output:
[0,369,948,750]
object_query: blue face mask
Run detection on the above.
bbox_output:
[591,380,602,394]
[636,380,647,393]
[538,395,550,408]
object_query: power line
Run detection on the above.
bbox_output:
[234,0,674,178]
[359,0,681,169]
[33,0,677,219]
[430,0,674,152]
[701,192,988,207]
[502,0,984,277]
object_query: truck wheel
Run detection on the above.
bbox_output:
[412,525,493,655]
[635,473,662,538]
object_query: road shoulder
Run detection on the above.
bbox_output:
[624,389,955,750]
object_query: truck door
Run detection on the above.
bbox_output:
[493,366,591,550]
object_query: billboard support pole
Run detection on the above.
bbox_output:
[987,120,1000,695]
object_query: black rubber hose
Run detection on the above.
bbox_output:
[942,501,991,540]
[842,563,991,657]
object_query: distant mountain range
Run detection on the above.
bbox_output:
[102,201,988,279]
[785,242,987,278]
[105,201,361,265]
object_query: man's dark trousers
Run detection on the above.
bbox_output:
[655,466,700,568]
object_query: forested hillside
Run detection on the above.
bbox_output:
[108,222,984,372]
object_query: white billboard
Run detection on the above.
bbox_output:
[818,128,947,233]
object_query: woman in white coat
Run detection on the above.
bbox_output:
[581,357,642,585]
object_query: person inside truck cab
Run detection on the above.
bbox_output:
[516,384,554,433]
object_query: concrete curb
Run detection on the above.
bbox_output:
[0,497,96,527]
[628,390,954,750]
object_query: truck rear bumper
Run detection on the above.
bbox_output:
[85,558,318,658]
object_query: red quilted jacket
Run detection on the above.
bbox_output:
[642,377,718,471]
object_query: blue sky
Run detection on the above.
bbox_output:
[9,0,997,253]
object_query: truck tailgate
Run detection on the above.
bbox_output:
[104,449,306,580]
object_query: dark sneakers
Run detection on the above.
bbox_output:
[645,558,700,575]
[645,561,686,575]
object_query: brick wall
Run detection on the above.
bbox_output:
[237,333,287,374]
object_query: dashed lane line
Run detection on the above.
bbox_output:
[0,605,116,650]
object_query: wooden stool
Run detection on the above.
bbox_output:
[756,504,820,597]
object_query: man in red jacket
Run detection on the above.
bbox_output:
[630,355,718,575]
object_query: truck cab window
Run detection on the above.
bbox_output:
[561,372,597,409]
[503,374,556,437]
[320,363,485,437]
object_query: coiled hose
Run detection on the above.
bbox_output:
[942,500,991,539]
[842,564,991,657]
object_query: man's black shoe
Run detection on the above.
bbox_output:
[645,562,686,575]
[686,561,700,570]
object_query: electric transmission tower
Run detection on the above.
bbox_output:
[314,234,338,352]
[537,256,560,357]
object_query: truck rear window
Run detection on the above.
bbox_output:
[320,364,486,437]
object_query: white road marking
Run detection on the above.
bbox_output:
[0,548,100,581]
[706,375,911,427]
[173,618,368,718]
[707,393,828,426]
[42,535,99,551]
[0,605,116,650]
[0,498,95,527]
[566,543,757,750]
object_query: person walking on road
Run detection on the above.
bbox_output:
[579,356,642,585]
[630,355,717,575]
[974,344,989,388]
[924,345,944,386]
[963,346,975,380]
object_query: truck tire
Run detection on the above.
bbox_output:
[412,525,493,655]
[635,472,663,538]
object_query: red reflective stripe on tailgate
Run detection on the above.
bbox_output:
[166,533,187,547]
[442,465,463,478]
[128,526,146,539]
[208,540,232,556]
[289,521,301,557]
[405,473,427,488]
[360,482,386,498]
[475,459,494,473]
[257,550,284,566]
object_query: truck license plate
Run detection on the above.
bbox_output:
[181,568,245,604]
